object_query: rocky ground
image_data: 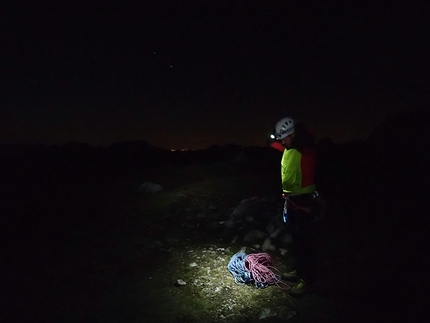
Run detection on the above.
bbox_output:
[113,162,349,323]
[3,161,377,322]
[5,110,428,322]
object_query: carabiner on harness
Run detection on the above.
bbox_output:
[283,198,288,223]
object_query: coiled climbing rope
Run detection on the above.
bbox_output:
[227,252,254,286]
[228,252,290,290]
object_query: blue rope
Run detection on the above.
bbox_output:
[227,253,253,286]
[227,252,271,288]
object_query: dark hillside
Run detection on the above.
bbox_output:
[1,110,428,322]
[312,108,429,321]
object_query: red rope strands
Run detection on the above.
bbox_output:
[244,253,290,290]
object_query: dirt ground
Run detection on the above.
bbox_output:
[3,162,382,322]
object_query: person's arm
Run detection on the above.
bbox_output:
[267,137,285,152]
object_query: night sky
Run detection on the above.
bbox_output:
[1,0,428,149]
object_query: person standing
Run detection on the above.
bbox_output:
[268,117,320,296]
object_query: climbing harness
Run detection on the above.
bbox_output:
[228,252,290,290]
[282,193,311,223]
[283,191,325,223]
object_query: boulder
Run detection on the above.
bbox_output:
[138,181,163,193]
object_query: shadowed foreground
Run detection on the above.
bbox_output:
[2,110,428,322]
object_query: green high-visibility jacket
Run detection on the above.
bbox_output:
[281,147,316,194]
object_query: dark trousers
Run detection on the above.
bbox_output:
[286,196,318,285]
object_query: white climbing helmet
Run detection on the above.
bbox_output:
[274,117,295,140]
